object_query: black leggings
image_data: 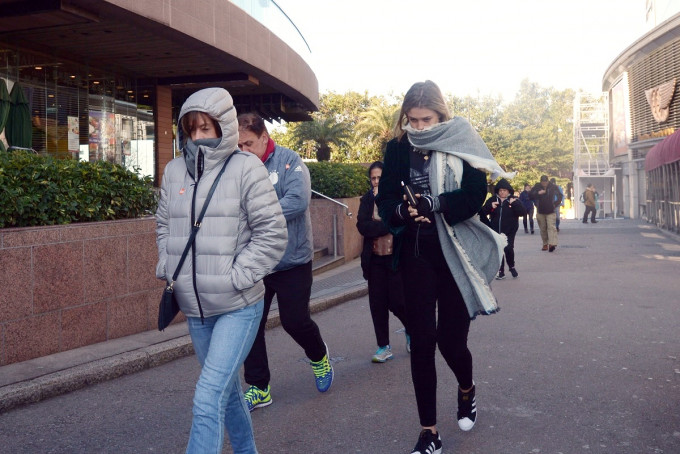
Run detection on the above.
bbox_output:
[401,234,473,427]
[522,206,534,231]
[367,254,408,347]
[500,231,516,270]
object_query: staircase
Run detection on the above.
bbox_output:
[312,247,345,276]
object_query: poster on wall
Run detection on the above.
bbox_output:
[611,80,629,157]
[67,116,79,153]
[89,111,116,161]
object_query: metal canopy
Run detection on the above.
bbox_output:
[0,0,314,122]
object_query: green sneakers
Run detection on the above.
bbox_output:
[243,385,272,412]
[310,343,334,392]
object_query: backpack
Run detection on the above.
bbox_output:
[579,191,586,203]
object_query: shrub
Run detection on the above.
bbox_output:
[0,151,157,228]
[307,161,368,198]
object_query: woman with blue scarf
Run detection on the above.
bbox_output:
[376,80,511,454]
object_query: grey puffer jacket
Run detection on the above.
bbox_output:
[155,88,287,319]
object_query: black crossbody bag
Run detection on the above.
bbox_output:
[158,153,233,331]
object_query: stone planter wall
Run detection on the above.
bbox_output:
[0,218,167,366]
[309,197,362,261]
[0,199,364,367]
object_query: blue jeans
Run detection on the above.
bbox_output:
[186,300,264,454]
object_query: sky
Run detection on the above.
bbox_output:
[275,0,649,102]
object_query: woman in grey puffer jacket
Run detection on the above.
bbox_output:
[156,87,287,454]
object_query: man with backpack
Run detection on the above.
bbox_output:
[582,184,598,224]
[530,175,562,252]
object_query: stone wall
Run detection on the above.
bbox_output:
[0,218,167,366]
[309,197,362,261]
[0,199,364,366]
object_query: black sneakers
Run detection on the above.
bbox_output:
[411,429,442,454]
[495,270,505,280]
[509,267,518,278]
[457,385,477,431]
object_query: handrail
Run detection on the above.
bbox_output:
[7,146,38,154]
[311,189,352,217]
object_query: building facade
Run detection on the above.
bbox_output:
[0,0,318,184]
[602,9,680,232]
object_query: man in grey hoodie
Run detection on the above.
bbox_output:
[237,113,334,411]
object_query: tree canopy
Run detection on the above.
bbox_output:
[272,79,575,186]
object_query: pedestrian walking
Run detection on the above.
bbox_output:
[550,178,564,233]
[530,175,562,252]
[519,183,535,234]
[582,183,599,223]
[356,161,410,363]
[551,178,564,232]
[376,80,510,454]
[237,113,334,413]
[155,88,287,454]
[480,178,526,279]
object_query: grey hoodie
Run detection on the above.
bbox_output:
[155,88,287,318]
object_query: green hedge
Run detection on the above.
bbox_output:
[0,151,157,228]
[307,161,368,199]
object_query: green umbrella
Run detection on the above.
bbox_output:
[6,82,32,150]
[0,79,9,152]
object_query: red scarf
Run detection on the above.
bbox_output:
[260,138,276,163]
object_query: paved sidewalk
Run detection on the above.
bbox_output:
[0,258,366,413]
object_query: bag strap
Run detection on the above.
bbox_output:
[168,152,235,287]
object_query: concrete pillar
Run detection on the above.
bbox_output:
[154,85,174,187]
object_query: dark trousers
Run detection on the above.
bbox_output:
[522,206,534,231]
[367,255,408,347]
[583,205,597,222]
[401,235,473,427]
[243,261,325,390]
[500,231,516,271]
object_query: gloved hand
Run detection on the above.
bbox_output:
[416,195,435,216]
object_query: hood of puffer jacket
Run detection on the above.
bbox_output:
[177,87,239,175]
[494,178,514,194]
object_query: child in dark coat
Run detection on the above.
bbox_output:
[480,178,526,279]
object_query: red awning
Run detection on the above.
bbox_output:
[645,129,680,171]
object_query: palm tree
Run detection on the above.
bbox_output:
[356,103,399,155]
[293,116,349,161]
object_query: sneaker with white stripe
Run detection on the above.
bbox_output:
[457,384,477,431]
[410,429,442,454]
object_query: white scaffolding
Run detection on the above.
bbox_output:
[572,92,616,220]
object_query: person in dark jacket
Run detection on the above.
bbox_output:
[237,113,334,413]
[357,161,410,363]
[551,178,564,232]
[530,175,563,252]
[519,183,535,234]
[480,178,526,279]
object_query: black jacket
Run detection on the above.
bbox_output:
[375,135,488,268]
[480,178,526,236]
[356,188,391,280]
[529,181,563,214]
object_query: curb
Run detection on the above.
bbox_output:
[0,283,367,414]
